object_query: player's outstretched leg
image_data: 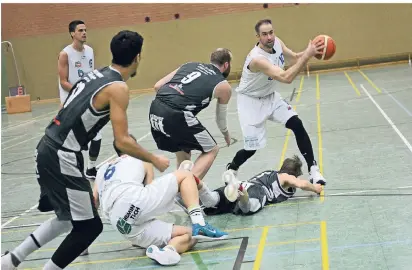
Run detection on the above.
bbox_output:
[226,149,257,176]
[285,115,326,185]
[146,225,197,266]
[173,170,228,240]
[188,145,219,180]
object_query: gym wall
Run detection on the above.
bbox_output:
[2,3,411,101]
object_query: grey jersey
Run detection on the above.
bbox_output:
[249,170,296,204]
[155,62,227,115]
[46,66,124,151]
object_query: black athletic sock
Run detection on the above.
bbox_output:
[228,149,256,170]
[285,116,316,172]
[50,216,103,268]
[88,139,101,170]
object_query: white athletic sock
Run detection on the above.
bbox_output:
[188,205,205,226]
[12,217,72,263]
[87,159,96,170]
[199,184,220,208]
[43,259,63,270]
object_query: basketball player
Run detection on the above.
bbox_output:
[1,30,169,270]
[58,20,101,180]
[149,48,233,181]
[225,19,327,186]
[198,155,322,216]
[93,137,228,266]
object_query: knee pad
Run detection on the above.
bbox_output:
[71,216,103,238]
[285,115,303,131]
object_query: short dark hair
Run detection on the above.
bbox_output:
[113,134,137,156]
[110,30,144,67]
[210,48,232,66]
[68,20,85,38]
[69,20,85,33]
[255,18,272,34]
[279,155,303,177]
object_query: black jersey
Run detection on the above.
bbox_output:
[45,66,124,152]
[249,170,296,203]
[155,62,227,115]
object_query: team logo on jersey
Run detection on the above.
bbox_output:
[75,61,82,68]
[78,69,84,78]
[89,59,93,68]
[116,204,140,234]
[168,83,184,95]
[150,114,170,137]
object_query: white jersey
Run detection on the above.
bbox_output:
[58,44,94,103]
[96,155,146,218]
[236,39,285,98]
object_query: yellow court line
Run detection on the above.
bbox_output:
[296,76,305,102]
[358,69,382,93]
[253,226,269,270]
[316,74,325,203]
[320,221,330,270]
[343,71,361,96]
[22,238,320,269]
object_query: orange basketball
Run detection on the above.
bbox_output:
[313,35,336,60]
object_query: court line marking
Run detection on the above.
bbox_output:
[1,94,149,228]
[320,221,330,270]
[381,87,412,117]
[360,84,412,153]
[358,70,382,93]
[343,71,361,96]
[2,111,57,132]
[316,74,325,202]
[253,226,269,270]
[21,238,320,269]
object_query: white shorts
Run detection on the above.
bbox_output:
[237,92,297,151]
[108,173,178,247]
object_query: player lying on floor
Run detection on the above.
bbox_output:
[93,136,228,266]
[194,155,323,216]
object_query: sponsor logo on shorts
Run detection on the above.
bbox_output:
[116,204,141,235]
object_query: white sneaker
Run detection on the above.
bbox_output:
[222,170,241,202]
[309,165,326,185]
[146,245,181,266]
[179,160,194,171]
[225,163,238,178]
[1,252,17,270]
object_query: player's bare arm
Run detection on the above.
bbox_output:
[279,173,322,194]
[278,38,304,66]
[213,81,232,146]
[92,181,100,208]
[143,162,154,185]
[154,68,179,92]
[101,83,170,172]
[58,51,73,92]
[250,40,324,84]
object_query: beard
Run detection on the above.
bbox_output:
[222,65,231,78]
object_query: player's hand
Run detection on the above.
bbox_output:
[313,184,323,194]
[153,154,170,172]
[223,130,231,146]
[306,39,325,58]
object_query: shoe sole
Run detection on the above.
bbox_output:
[192,234,228,240]
[146,247,180,266]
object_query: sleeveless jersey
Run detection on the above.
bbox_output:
[58,44,94,102]
[156,62,227,115]
[233,181,267,215]
[236,39,285,98]
[46,66,124,151]
[249,170,296,203]
[96,155,146,215]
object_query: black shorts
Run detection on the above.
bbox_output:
[202,187,236,216]
[35,136,98,221]
[149,99,217,153]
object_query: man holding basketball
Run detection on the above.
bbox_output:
[225,18,327,186]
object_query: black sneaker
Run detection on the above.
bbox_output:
[85,167,97,180]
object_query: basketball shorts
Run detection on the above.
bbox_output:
[202,187,236,216]
[108,173,178,248]
[237,92,298,151]
[35,136,98,221]
[149,98,217,153]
